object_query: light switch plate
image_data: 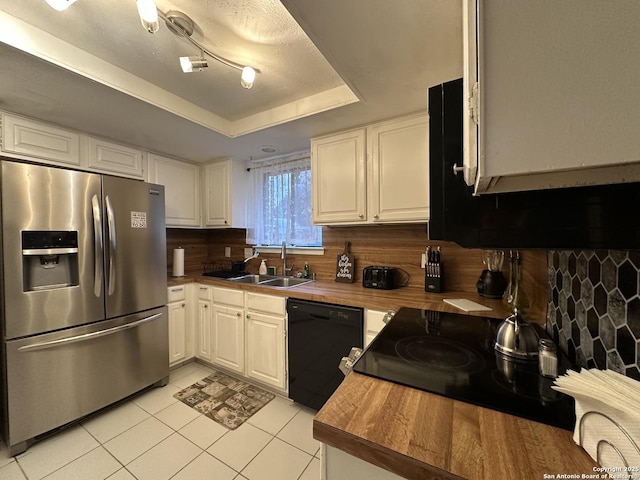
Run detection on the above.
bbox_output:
[244,247,253,258]
[224,247,231,257]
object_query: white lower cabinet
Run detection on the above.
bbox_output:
[211,287,246,375]
[323,445,404,480]
[211,306,245,374]
[196,285,213,362]
[167,284,197,366]
[175,284,288,393]
[364,309,393,347]
[245,292,287,391]
[196,286,288,393]
[167,285,187,366]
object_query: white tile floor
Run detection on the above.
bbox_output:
[0,362,321,480]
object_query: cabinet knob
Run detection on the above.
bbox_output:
[452,163,465,175]
[237,312,242,317]
[246,314,250,319]
[373,214,379,219]
[181,303,185,308]
[204,304,208,308]
[358,213,364,219]
[224,220,228,224]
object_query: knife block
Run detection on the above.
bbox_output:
[425,262,444,293]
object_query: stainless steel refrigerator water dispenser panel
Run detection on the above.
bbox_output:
[21,231,80,291]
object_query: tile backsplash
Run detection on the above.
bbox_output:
[547,250,640,380]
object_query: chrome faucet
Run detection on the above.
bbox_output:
[281,241,287,276]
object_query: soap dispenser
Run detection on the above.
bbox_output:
[259,259,268,275]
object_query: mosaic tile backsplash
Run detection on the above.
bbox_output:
[547,250,640,380]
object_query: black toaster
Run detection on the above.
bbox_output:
[362,266,397,290]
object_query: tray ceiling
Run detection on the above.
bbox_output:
[0,0,462,162]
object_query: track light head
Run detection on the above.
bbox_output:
[137,0,159,34]
[180,56,208,73]
[241,66,256,89]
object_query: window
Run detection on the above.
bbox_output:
[246,152,322,247]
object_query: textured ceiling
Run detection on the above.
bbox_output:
[0,0,463,162]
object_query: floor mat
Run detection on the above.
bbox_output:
[174,370,275,430]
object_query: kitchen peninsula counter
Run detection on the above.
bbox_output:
[314,372,598,480]
[168,275,520,321]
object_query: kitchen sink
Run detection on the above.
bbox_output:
[225,274,313,288]
[258,277,313,288]
[227,274,278,284]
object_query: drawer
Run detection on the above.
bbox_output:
[213,287,244,307]
[198,284,212,301]
[246,292,286,316]
[167,285,186,303]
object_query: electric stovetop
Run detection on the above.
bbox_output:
[352,307,576,430]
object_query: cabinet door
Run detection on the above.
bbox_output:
[467,0,640,194]
[364,309,392,347]
[196,299,212,361]
[168,301,187,366]
[211,305,244,374]
[1,113,81,167]
[86,137,143,179]
[204,160,230,227]
[368,114,429,222]
[311,129,367,224]
[147,154,201,227]
[246,311,286,391]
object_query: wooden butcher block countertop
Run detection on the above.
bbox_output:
[169,275,520,320]
[314,373,598,480]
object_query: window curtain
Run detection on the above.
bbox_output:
[246,151,322,246]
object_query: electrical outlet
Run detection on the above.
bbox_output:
[244,247,253,258]
[224,247,231,257]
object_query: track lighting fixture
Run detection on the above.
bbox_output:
[155,8,260,89]
[45,0,77,11]
[44,0,259,89]
[180,56,208,73]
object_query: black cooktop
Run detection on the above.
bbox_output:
[352,307,576,430]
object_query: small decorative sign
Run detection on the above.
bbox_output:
[130,211,147,228]
[335,241,355,283]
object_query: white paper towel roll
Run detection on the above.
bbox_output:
[172,247,184,277]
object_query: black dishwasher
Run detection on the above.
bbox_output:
[287,298,363,410]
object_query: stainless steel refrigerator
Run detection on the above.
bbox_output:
[0,160,169,455]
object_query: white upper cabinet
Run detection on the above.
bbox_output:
[312,128,367,224]
[1,113,81,167]
[367,113,429,222]
[204,158,247,228]
[312,112,429,225]
[463,0,640,194]
[147,154,201,227]
[1,111,146,178]
[86,136,144,179]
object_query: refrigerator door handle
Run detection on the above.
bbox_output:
[105,195,116,296]
[16,313,163,352]
[91,194,103,297]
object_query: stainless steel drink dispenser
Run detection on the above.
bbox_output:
[22,231,80,291]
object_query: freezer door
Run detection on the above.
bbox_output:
[102,176,167,319]
[1,161,105,339]
[5,306,169,454]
